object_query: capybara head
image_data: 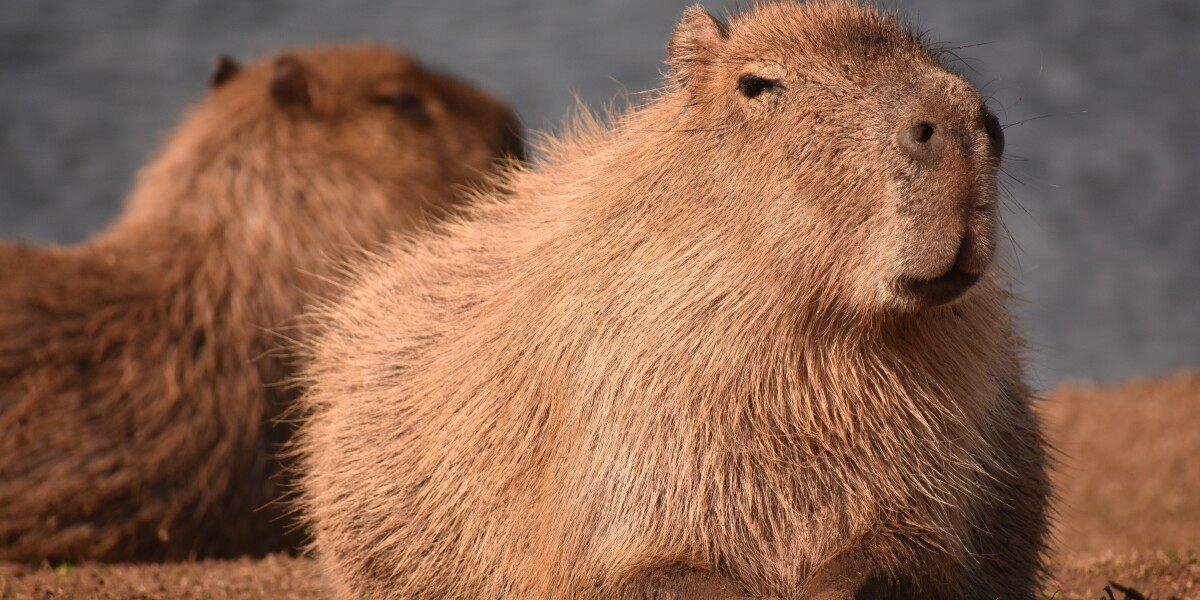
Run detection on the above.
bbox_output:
[217,44,524,182]
[665,3,1003,314]
[128,44,523,228]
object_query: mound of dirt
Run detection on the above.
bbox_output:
[1047,370,1200,555]
[0,555,324,599]
[1049,550,1200,599]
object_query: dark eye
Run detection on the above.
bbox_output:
[737,74,782,99]
[912,123,935,143]
[377,93,429,122]
[983,113,1005,155]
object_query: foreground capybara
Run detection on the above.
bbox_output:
[299,3,1049,598]
[0,44,523,562]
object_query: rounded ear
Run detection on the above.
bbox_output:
[667,5,729,89]
[210,55,241,88]
[269,55,312,111]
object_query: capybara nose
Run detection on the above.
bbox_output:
[983,112,1005,157]
[897,120,948,162]
[499,114,527,163]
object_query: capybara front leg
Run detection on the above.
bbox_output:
[802,556,891,600]
[606,567,774,600]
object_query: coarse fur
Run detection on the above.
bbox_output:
[0,44,523,562]
[298,3,1050,599]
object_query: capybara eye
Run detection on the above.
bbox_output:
[736,74,781,99]
[911,123,935,143]
[378,93,428,120]
[983,113,1005,155]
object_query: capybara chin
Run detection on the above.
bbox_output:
[299,3,1048,599]
[0,44,523,562]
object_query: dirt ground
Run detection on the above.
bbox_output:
[1,371,1196,599]
[3,551,1198,599]
[0,555,322,599]
[1047,371,1200,555]
[1042,370,1200,599]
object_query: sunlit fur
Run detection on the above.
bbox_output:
[0,44,522,562]
[299,3,1049,598]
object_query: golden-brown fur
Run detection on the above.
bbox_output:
[0,44,523,562]
[299,3,1049,598]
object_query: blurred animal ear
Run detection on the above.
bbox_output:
[269,55,313,111]
[209,55,241,88]
[668,5,729,89]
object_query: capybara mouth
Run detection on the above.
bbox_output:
[901,265,980,308]
[899,227,990,309]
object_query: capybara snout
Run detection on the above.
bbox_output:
[893,75,1004,168]
[421,69,526,163]
[386,56,527,184]
[886,74,1006,308]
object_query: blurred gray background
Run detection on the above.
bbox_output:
[1,1,1196,387]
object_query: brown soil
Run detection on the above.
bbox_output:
[1042,370,1200,599]
[2,552,1196,599]
[0,555,324,599]
[1,371,1196,599]
[1048,550,1200,599]
[1046,371,1200,555]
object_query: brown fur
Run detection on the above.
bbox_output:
[298,3,1049,598]
[0,44,523,562]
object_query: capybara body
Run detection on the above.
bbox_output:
[300,3,1049,599]
[0,44,523,562]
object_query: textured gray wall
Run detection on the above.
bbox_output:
[1,0,1197,386]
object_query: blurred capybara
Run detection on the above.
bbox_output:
[299,3,1048,599]
[0,44,523,562]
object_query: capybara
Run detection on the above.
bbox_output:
[0,44,523,562]
[298,3,1049,599]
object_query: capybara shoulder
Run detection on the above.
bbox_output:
[300,4,1048,599]
[0,43,523,562]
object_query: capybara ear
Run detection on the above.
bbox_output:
[667,5,729,89]
[269,55,313,111]
[210,54,241,88]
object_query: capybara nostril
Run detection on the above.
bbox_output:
[898,121,946,161]
[983,113,1005,157]
[911,122,934,143]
